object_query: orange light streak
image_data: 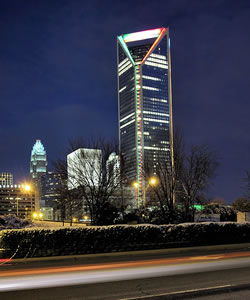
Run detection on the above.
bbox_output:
[1,251,250,278]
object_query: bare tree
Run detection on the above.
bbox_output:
[232,196,250,212]
[53,159,82,225]
[144,128,184,223]
[55,138,127,225]
[180,145,219,221]
[245,171,250,199]
[144,129,218,223]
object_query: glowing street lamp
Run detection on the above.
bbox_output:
[132,177,158,207]
[24,185,31,192]
[144,177,158,206]
[33,212,43,220]
[16,184,32,217]
[133,182,139,189]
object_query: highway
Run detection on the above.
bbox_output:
[1,244,250,299]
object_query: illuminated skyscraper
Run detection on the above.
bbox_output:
[30,139,47,194]
[117,28,173,206]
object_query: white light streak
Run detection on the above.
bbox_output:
[144,118,169,123]
[143,86,160,91]
[120,119,135,129]
[120,112,134,123]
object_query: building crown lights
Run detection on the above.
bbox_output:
[31,139,46,156]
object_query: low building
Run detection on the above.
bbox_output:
[237,212,250,222]
[194,213,220,222]
[0,173,13,186]
[0,184,39,218]
[40,207,53,220]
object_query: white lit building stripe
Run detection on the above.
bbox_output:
[143,111,169,117]
[142,75,161,81]
[120,119,135,129]
[150,53,167,60]
[119,86,127,93]
[119,60,131,71]
[147,57,168,65]
[144,146,170,151]
[147,97,168,103]
[118,64,133,76]
[144,118,169,123]
[118,58,128,68]
[120,112,134,123]
[143,86,160,91]
[144,61,168,69]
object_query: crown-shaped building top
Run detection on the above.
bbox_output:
[118,28,167,65]
[31,139,46,157]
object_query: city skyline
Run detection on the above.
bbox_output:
[0,1,250,203]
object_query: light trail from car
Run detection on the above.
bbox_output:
[0,251,250,292]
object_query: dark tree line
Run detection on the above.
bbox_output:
[53,130,219,225]
[53,138,133,225]
[144,129,219,223]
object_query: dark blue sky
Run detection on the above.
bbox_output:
[0,0,249,203]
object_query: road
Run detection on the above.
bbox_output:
[1,244,250,299]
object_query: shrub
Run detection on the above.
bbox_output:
[1,222,250,259]
[0,215,33,230]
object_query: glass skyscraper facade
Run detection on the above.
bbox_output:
[117,28,173,206]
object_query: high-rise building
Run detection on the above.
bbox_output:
[40,171,62,207]
[106,152,120,186]
[67,148,102,189]
[0,172,13,186]
[30,140,47,195]
[117,28,173,206]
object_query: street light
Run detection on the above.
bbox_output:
[24,185,31,192]
[132,177,158,207]
[143,177,158,206]
[17,184,31,217]
[32,212,43,220]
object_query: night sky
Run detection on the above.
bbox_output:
[0,0,249,203]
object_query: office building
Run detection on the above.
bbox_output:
[0,184,38,218]
[67,148,102,189]
[40,171,62,213]
[30,139,47,195]
[106,152,120,186]
[0,173,13,186]
[117,28,173,206]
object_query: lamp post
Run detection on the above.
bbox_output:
[133,181,139,207]
[17,184,31,217]
[143,177,157,207]
[133,177,157,208]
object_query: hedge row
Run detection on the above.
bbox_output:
[1,222,250,258]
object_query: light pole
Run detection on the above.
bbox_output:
[133,177,157,208]
[143,177,157,207]
[133,181,139,207]
[17,184,31,217]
